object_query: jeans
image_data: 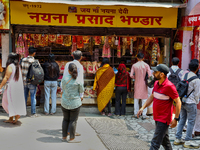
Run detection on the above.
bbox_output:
[24,84,37,114]
[61,106,80,139]
[115,86,128,115]
[134,98,147,116]
[176,103,197,141]
[150,121,172,150]
[44,81,58,114]
[102,101,111,113]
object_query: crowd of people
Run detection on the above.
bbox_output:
[1,48,200,148]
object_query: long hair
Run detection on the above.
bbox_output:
[6,53,20,81]
[48,54,57,78]
[69,63,78,79]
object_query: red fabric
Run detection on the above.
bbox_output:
[152,78,179,125]
[115,64,131,91]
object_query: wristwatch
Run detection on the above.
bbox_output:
[174,118,179,121]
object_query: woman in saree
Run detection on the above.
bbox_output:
[93,58,115,116]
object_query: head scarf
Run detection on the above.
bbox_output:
[115,64,128,85]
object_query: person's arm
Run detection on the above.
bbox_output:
[193,79,200,104]
[169,97,181,128]
[130,65,135,79]
[0,66,13,91]
[137,94,154,118]
[147,65,151,78]
[79,83,84,101]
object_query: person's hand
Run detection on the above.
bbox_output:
[137,108,143,118]
[169,119,177,128]
[81,97,83,101]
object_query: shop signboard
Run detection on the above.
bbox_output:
[182,15,200,27]
[0,0,9,30]
[10,1,177,28]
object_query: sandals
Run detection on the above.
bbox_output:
[68,139,81,143]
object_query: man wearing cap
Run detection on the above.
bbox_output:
[137,64,181,150]
[42,54,60,115]
[21,47,38,117]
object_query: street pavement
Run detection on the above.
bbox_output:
[0,106,200,150]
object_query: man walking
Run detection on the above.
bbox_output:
[174,60,200,149]
[130,53,151,119]
[21,47,38,117]
[137,64,181,150]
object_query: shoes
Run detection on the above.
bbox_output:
[133,115,138,119]
[174,138,185,145]
[30,114,40,118]
[101,112,105,116]
[107,113,112,117]
[50,113,55,115]
[44,113,49,115]
[75,132,81,136]
[183,126,187,132]
[184,140,199,149]
[142,116,149,120]
[62,138,67,142]
[68,139,81,143]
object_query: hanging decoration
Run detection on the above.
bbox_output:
[130,38,133,55]
[48,34,57,43]
[40,34,49,47]
[16,34,25,55]
[95,36,101,45]
[23,34,29,57]
[63,35,72,46]
[56,35,64,45]
[76,36,84,48]
[102,36,111,58]
[71,36,77,55]
[117,37,121,58]
[122,37,127,56]
[83,36,90,44]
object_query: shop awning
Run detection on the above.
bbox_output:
[23,0,186,8]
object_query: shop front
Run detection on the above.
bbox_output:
[10,1,178,105]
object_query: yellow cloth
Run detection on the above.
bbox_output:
[93,64,115,112]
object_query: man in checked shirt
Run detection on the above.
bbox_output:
[21,47,38,117]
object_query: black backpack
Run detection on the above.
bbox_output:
[176,73,198,98]
[27,60,44,85]
[168,68,182,86]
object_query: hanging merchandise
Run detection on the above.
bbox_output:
[33,34,41,47]
[27,34,34,47]
[48,34,57,43]
[63,35,72,46]
[76,36,84,48]
[40,34,49,47]
[23,34,29,57]
[92,61,99,74]
[83,36,90,44]
[71,36,77,55]
[102,36,111,58]
[130,38,133,55]
[115,37,118,45]
[56,35,64,45]
[94,48,99,62]
[81,61,87,73]
[108,36,112,44]
[117,37,121,58]
[127,37,131,45]
[95,36,101,45]
[122,37,127,56]
[132,36,137,42]
[111,36,115,47]
[151,42,160,65]
[86,61,93,74]
[16,34,25,55]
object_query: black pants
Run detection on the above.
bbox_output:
[61,106,80,139]
[102,101,111,113]
[115,86,128,115]
[150,121,172,150]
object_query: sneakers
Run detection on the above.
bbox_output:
[107,113,112,117]
[174,138,185,145]
[142,116,149,120]
[101,112,105,116]
[184,140,199,149]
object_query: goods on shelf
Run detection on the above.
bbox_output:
[84,86,97,98]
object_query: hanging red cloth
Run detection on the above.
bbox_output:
[102,36,111,58]
[71,36,77,55]
[76,36,84,48]
[117,37,121,58]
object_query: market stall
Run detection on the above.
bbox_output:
[10,1,178,105]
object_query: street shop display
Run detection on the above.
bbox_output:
[14,33,163,104]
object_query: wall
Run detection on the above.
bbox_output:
[1,33,9,68]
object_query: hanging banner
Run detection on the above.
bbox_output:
[10,1,178,28]
[182,15,200,27]
[0,0,9,30]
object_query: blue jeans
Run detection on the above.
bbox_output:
[176,103,197,141]
[24,84,37,114]
[44,81,58,114]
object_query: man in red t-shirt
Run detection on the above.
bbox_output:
[137,64,181,150]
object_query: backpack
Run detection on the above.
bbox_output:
[27,60,44,85]
[176,73,198,98]
[168,68,182,86]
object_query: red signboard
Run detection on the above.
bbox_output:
[182,15,200,27]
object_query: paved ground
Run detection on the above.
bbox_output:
[1,106,200,150]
